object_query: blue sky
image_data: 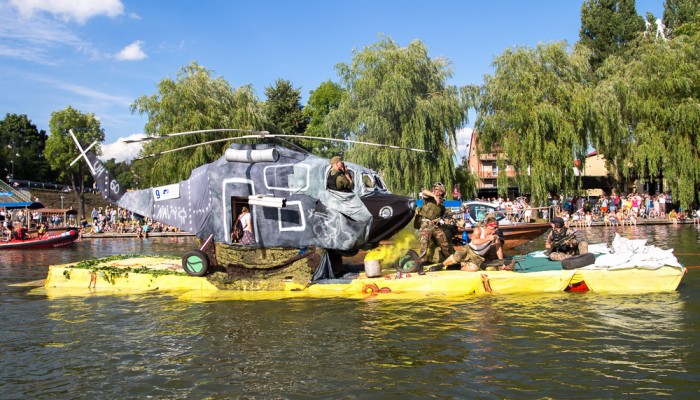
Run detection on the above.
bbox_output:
[0,0,664,162]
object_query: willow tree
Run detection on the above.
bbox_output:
[592,28,700,209]
[328,36,468,196]
[131,62,265,186]
[466,42,593,204]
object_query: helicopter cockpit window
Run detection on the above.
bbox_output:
[361,174,374,190]
[326,166,355,192]
[374,175,386,190]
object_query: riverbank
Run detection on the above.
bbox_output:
[77,217,696,239]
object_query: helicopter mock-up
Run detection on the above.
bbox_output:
[70,130,418,286]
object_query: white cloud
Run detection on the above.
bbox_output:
[456,127,473,159]
[9,0,124,24]
[27,74,133,107]
[114,40,147,61]
[100,134,145,163]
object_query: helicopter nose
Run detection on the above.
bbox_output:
[360,193,416,247]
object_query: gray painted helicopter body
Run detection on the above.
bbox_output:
[81,141,416,253]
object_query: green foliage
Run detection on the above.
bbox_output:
[130,62,265,186]
[103,158,137,190]
[579,0,645,71]
[302,80,346,157]
[663,0,700,36]
[455,163,478,199]
[469,42,593,204]
[591,29,700,209]
[329,35,468,196]
[263,78,308,135]
[45,106,104,217]
[0,113,50,182]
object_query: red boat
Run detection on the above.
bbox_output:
[0,230,79,250]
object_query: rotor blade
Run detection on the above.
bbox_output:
[134,137,246,160]
[269,134,434,154]
[133,132,433,161]
[123,128,270,144]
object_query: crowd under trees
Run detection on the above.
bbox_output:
[2,0,700,216]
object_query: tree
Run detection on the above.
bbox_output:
[103,158,138,190]
[663,0,700,36]
[131,62,265,186]
[591,29,700,210]
[454,163,478,200]
[579,0,645,71]
[0,114,50,183]
[45,106,105,217]
[302,80,346,157]
[264,79,308,135]
[329,35,468,196]
[467,42,593,205]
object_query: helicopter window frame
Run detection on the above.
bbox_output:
[263,164,310,192]
[361,173,375,190]
[374,175,387,190]
[325,166,356,192]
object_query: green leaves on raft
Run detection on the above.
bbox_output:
[66,254,185,279]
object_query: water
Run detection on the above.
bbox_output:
[1,226,699,399]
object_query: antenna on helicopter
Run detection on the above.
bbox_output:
[130,129,434,161]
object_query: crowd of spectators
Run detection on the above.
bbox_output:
[85,206,180,236]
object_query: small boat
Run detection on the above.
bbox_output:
[446,201,551,250]
[0,229,79,250]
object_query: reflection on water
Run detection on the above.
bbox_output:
[1,228,699,398]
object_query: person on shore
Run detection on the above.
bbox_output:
[544,217,589,261]
[416,182,452,263]
[327,155,353,192]
[669,209,678,225]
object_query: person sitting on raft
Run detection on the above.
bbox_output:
[441,216,507,271]
[545,217,589,261]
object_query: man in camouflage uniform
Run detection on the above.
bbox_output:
[417,182,452,262]
[545,217,589,261]
[327,155,353,192]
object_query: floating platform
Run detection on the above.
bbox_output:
[34,251,686,300]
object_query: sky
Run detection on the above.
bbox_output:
[0,0,665,162]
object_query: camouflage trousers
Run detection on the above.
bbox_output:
[418,220,452,262]
[549,242,589,261]
[451,246,485,269]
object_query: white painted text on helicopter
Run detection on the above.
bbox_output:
[153,184,180,201]
[154,204,189,226]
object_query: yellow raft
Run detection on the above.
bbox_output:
[36,255,686,300]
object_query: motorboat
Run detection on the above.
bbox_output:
[0,230,79,250]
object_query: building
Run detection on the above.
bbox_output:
[466,132,615,197]
[466,132,519,198]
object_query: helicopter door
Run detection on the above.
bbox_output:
[230,197,249,243]
[222,178,255,244]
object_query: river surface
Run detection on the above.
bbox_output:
[1,226,699,399]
